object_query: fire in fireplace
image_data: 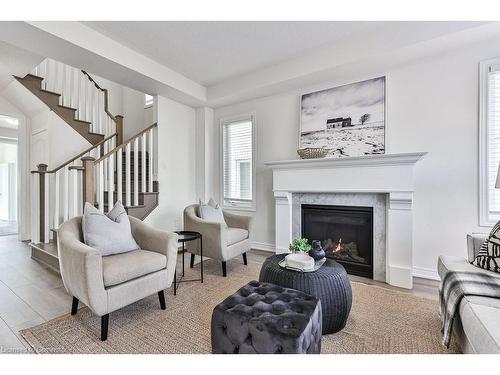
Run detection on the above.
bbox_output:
[301,204,373,278]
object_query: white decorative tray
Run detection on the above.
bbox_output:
[278,257,326,273]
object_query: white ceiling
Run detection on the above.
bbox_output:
[83,21,382,86]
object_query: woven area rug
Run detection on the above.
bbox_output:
[21,258,460,354]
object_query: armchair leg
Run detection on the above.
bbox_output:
[242,253,248,266]
[101,314,109,341]
[71,297,79,315]
[158,290,166,310]
[222,261,227,277]
[190,253,195,268]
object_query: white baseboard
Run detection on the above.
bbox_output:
[251,241,440,282]
[412,266,440,281]
[251,241,276,253]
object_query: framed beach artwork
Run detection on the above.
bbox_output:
[299,76,386,158]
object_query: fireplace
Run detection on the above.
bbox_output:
[301,204,373,278]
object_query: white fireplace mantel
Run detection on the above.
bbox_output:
[264,152,427,289]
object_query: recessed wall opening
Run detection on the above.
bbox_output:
[0,114,19,236]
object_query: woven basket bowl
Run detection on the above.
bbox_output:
[297,147,328,159]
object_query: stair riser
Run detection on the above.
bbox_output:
[31,246,60,273]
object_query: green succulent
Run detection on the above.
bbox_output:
[289,238,312,253]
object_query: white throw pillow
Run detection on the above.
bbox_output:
[198,198,227,226]
[82,201,139,256]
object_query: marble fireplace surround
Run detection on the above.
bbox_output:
[265,152,427,289]
[291,193,386,282]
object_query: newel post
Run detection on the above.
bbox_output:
[115,115,124,145]
[81,156,96,209]
[37,164,48,243]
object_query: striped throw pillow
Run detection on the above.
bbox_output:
[473,220,500,273]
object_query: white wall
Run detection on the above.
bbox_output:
[212,38,500,275]
[145,96,196,232]
[93,74,153,140]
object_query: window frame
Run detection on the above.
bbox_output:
[479,57,500,226]
[219,113,257,212]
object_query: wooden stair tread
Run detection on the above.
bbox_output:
[39,88,61,96]
[30,241,58,258]
[25,73,43,80]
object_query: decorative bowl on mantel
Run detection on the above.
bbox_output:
[297,147,329,159]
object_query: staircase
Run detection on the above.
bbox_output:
[26,58,159,272]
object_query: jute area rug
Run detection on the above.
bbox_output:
[21,258,460,354]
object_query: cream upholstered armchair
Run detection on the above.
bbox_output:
[57,216,178,341]
[184,204,251,277]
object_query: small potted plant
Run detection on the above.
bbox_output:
[289,238,312,253]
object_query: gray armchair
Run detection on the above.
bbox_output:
[183,204,251,277]
[57,216,178,341]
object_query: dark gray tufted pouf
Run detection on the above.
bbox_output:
[259,254,352,334]
[211,280,322,354]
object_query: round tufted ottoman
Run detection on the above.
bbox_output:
[211,280,322,354]
[259,254,352,334]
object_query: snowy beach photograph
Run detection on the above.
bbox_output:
[300,76,386,157]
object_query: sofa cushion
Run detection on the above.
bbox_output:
[82,201,139,256]
[102,249,167,287]
[458,295,500,353]
[199,200,227,226]
[226,227,249,246]
[438,255,500,281]
[472,220,500,273]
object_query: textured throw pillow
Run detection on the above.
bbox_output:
[199,198,227,226]
[472,220,500,273]
[82,201,139,256]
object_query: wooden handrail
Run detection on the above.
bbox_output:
[94,123,157,164]
[31,133,117,174]
[81,70,117,122]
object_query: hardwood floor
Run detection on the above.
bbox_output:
[0,236,439,353]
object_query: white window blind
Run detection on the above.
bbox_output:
[222,117,254,209]
[145,94,153,107]
[487,64,500,216]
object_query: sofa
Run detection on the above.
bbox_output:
[438,234,500,353]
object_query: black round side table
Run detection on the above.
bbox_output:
[174,231,203,295]
[259,254,352,334]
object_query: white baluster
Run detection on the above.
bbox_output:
[63,167,69,221]
[79,76,85,121]
[71,168,79,218]
[148,129,154,192]
[98,161,105,212]
[40,60,47,90]
[125,143,131,207]
[117,147,123,204]
[85,81,94,127]
[31,174,40,244]
[44,174,50,243]
[133,138,139,206]
[141,134,146,193]
[53,172,59,229]
[108,153,114,210]
[103,141,108,192]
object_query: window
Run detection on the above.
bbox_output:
[221,115,255,210]
[480,58,500,225]
[144,94,153,108]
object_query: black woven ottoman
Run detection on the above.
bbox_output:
[211,280,322,354]
[259,254,352,334]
